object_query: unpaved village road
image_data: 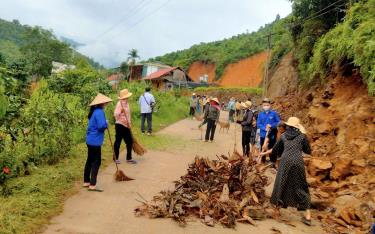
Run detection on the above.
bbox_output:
[42,116,325,234]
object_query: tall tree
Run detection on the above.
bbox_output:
[127,49,140,81]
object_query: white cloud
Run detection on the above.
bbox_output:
[1,0,291,67]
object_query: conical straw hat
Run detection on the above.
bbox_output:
[241,101,252,108]
[89,93,112,106]
[285,117,306,134]
[211,97,220,104]
[118,89,132,99]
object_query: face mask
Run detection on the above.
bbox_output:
[263,106,271,111]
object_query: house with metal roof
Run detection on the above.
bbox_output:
[143,67,208,90]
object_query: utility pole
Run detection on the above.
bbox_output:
[262,32,274,98]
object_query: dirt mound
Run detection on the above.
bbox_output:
[187,61,216,83]
[273,72,375,233]
[220,51,268,87]
[267,52,298,99]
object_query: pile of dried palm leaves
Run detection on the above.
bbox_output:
[135,153,274,228]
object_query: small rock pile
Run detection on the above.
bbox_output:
[307,157,375,233]
[135,153,273,228]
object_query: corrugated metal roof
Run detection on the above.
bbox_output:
[144,67,178,80]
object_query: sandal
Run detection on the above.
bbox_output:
[126,159,137,164]
[301,217,312,226]
[88,187,104,192]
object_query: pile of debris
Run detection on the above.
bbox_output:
[135,153,273,228]
[307,157,375,233]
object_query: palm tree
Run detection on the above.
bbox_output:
[127,49,140,81]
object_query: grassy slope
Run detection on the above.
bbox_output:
[0,95,189,234]
[148,17,291,80]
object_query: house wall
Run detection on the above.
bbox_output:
[142,64,171,78]
[173,69,186,81]
[151,80,165,90]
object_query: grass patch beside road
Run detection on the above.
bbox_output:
[0,100,188,234]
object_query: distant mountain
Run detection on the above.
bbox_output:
[0,18,102,69]
[59,36,85,49]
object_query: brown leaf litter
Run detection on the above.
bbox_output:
[134,154,272,228]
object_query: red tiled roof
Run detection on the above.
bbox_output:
[144,67,177,80]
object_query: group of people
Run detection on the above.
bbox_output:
[197,95,313,225]
[84,87,155,192]
[232,97,312,225]
[85,89,312,225]
[189,94,221,142]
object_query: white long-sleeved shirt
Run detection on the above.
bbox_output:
[139,92,155,114]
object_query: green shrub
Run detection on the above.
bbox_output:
[47,66,112,105]
[21,82,77,164]
[304,0,375,95]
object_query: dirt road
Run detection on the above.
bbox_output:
[43,116,325,234]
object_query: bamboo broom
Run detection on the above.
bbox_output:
[107,128,134,181]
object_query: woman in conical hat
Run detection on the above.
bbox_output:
[84,93,112,192]
[237,101,253,157]
[113,89,137,164]
[204,98,221,142]
[259,117,312,225]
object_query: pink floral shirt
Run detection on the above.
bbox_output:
[114,100,131,128]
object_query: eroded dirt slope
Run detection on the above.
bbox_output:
[187,61,216,83]
[267,52,298,99]
[220,51,268,87]
[187,52,268,87]
[272,72,375,233]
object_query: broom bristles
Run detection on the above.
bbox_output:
[133,137,147,156]
[115,169,134,181]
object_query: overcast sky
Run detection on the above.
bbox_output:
[1,0,291,67]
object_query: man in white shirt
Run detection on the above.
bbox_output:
[139,87,155,135]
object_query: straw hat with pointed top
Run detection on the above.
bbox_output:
[118,89,132,100]
[211,97,220,104]
[285,117,306,134]
[89,93,112,106]
[241,100,252,109]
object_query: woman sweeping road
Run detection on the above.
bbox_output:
[114,89,137,164]
[259,117,312,225]
[84,93,112,192]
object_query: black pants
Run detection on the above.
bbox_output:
[242,131,251,157]
[141,113,152,133]
[205,119,217,141]
[260,137,277,163]
[114,124,133,160]
[84,144,101,186]
[189,107,195,116]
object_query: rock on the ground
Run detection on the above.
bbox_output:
[330,158,352,180]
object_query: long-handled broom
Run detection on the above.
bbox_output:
[107,128,134,181]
